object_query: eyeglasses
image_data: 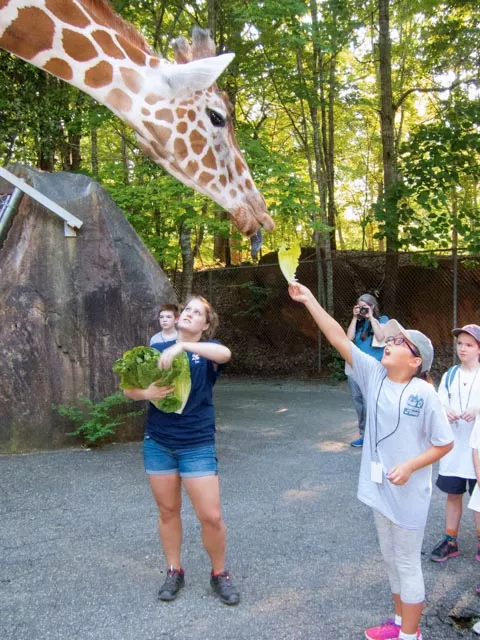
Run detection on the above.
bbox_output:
[385,336,420,357]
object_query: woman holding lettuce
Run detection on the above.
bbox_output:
[123,295,240,606]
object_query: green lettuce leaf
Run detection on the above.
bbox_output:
[112,346,191,413]
[278,242,301,283]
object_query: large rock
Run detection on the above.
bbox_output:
[0,164,176,452]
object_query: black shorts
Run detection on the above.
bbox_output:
[436,474,476,495]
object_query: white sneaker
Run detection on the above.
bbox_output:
[473,621,480,635]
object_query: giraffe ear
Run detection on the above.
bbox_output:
[163,53,235,96]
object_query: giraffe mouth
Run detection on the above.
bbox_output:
[231,204,275,237]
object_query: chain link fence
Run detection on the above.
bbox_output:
[186,251,480,383]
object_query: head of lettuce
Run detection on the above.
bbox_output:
[112,346,191,413]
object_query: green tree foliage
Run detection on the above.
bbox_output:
[397,96,480,251]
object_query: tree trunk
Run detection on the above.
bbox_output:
[309,0,333,315]
[121,127,129,185]
[378,0,399,314]
[91,128,99,178]
[179,223,194,300]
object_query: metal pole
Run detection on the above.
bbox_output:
[0,187,23,243]
[452,189,458,365]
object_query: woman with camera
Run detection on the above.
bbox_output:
[346,294,389,447]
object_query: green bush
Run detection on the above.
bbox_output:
[53,393,143,446]
[328,349,347,382]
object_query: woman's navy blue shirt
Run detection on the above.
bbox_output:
[145,339,224,449]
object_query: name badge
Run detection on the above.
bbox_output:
[371,461,383,484]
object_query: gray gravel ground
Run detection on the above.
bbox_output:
[1,379,479,640]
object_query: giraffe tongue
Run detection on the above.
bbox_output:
[250,230,263,259]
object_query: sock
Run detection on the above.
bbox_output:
[445,529,457,540]
[395,614,402,626]
[399,633,417,640]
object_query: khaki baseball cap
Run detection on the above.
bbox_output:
[382,319,434,373]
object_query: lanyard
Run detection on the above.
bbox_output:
[373,375,413,456]
[458,367,479,413]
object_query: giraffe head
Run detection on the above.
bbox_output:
[134,28,274,238]
[0,2,274,239]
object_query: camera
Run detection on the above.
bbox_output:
[358,306,369,316]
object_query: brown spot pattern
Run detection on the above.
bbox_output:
[150,140,168,159]
[154,109,174,123]
[203,149,217,171]
[116,36,146,66]
[176,122,188,134]
[0,7,54,59]
[106,88,132,113]
[45,0,90,28]
[149,58,160,68]
[245,179,253,190]
[43,58,73,80]
[63,30,97,61]
[230,188,237,198]
[120,67,143,93]
[141,108,150,116]
[176,108,186,119]
[174,138,189,161]
[85,61,113,88]
[199,172,214,185]
[187,110,196,122]
[186,160,199,175]
[235,156,245,176]
[92,30,124,59]
[144,122,172,147]
[198,121,206,131]
[190,131,206,155]
[219,175,227,187]
[145,93,161,105]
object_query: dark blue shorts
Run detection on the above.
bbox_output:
[436,475,476,495]
[143,436,218,478]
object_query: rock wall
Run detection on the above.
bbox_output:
[0,165,176,452]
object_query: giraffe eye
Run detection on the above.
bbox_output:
[206,108,226,127]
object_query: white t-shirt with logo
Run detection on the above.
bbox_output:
[437,367,480,478]
[351,346,453,530]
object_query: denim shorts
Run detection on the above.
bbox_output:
[143,436,218,478]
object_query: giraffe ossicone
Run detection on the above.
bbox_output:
[0,0,274,239]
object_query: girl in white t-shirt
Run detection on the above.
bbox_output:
[468,417,480,613]
[289,282,453,640]
[430,325,480,563]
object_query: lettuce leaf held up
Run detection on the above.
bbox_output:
[278,242,301,283]
[112,346,191,413]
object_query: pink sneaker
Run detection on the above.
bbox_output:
[364,620,422,640]
[365,620,400,640]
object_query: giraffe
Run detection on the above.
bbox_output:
[0,0,274,240]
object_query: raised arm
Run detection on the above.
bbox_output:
[289,282,352,367]
[158,341,231,370]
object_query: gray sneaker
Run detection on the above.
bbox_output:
[210,570,240,605]
[430,536,459,562]
[158,567,185,601]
